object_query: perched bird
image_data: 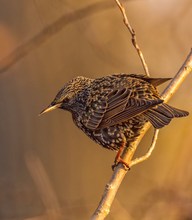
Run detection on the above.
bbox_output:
[40,74,189,169]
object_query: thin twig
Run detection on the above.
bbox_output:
[91,49,192,220]
[130,129,159,167]
[114,0,150,76]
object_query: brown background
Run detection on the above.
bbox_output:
[0,0,191,219]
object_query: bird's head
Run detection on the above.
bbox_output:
[39,76,92,116]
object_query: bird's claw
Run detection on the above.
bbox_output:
[111,162,118,171]
[111,158,130,171]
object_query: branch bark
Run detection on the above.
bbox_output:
[91,49,192,220]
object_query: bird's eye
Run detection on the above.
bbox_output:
[63,97,69,103]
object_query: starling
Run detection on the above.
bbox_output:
[40,74,189,168]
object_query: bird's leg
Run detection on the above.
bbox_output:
[112,136,130,171]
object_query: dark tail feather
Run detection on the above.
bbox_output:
[143,103,189,128]
[144,78,172,87]
[157,104,189,118]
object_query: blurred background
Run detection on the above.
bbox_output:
[0,0,191,219]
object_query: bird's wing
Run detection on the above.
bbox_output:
[83,86,163,130]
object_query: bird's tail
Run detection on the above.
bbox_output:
[143,103,189,128]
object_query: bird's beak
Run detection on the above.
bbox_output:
[39,103,61,116]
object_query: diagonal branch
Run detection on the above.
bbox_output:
[0,0,132,75]
[114,0,150,76]
[91,49,192,220]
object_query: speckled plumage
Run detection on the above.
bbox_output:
[40,74,188,166]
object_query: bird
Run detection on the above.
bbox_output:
[40,74,189,169]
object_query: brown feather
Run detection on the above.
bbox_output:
[144,78,172,87]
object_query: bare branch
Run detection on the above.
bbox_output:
[114,0,150,76]
[91,49,192,220]
[130,129,159,167]
[91,165,127,220]
[0,0,131,75]
[161,48,192,101]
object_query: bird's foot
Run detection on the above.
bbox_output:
[112,157,130,171]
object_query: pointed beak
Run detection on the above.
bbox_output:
[39,103,61,116]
